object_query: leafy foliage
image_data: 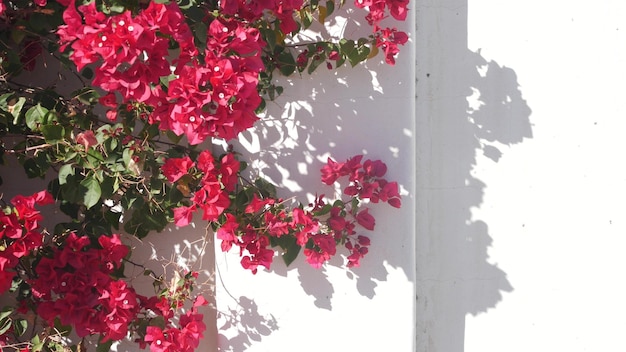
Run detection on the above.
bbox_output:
[0,0,407,349]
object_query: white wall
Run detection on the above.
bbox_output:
[7,0,625,351]
[0,6,418,351]
[214,10,417,352]
[417,0,626,351]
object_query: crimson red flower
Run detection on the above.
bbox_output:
[76,130,98,149]
[303,234,336,268]
[216,213,240,252]
[355,208,375,230]
[375,26,409,65]
[320,157,346,185]
[99,92,117,108]
[145,326,171,352]
[173,205,197,227]
[161,156,194,183]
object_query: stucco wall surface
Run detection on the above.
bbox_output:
[5,0,626,351]
[417,1,626,351]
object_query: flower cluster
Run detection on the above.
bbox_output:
[1,195,207,351]
[162,150,240,226]
[140,296,208,352]
[1,0,409,349]
[162,153,402,272]
[221,0,304,34]
[29,233,139,341]
[57,1,265,144]
[0,191,53,293]
[321,154,402,208]
[354,0,409,64]
[142,276,208,352]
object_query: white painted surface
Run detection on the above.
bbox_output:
[417,0,626,351]
[214,15,417,351]
[7,0,626,351]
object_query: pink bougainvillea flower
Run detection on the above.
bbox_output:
[244,194,275,213]
[386,0,410,21]
[363,159,387,178]
[173,205,197,227]
[76,130,98,149]
[99,92,117,108]
[216,213,240,252]
[320,157,346,185]
[145,326,171,352]
[375,26,409,65]
[355,208,376,230]
[161,156,194,183]
[219,153,240,192]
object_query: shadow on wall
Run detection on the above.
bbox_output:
[219,50,415,306]
[415,2,532,351]
[214,2,531,350]
[216,294,279,352]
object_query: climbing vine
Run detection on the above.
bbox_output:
[0,0,408,349]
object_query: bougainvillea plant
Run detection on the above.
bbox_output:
[0,0,408,349]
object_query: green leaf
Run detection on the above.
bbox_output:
[23,158,45,178]
[53,317,72,337]
[41,124,64,142]
[72,87,100,105]
[25,104,49,130]
[80,175,102,209]
[58,164,74,185]
[235,189,250,209]
[0,307,13,321]
[34,89,63,110]
[81,67,94,79]
[100,176,116,199]
[96,335,114,352]
[193,22,208,44]
[123,148,133,168]
[166,130,183,143]
[313,203,333,216]
[278,51,296,76]
[278,236,301,266]
[0,317,12,335]
[326,0,335,16]
[13,318,28,336]
[11,29,26,45]
[31,334,45,352]
[104,209,122,230]
[260,27,277,52]
[255,178,277,198]
[64,150,78,162]
[0,93,14,107]
[307,52,326,74]
[300,8,313,29]
[10,97,26,122]
[86,149,104,167]
[159,73,177,88]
